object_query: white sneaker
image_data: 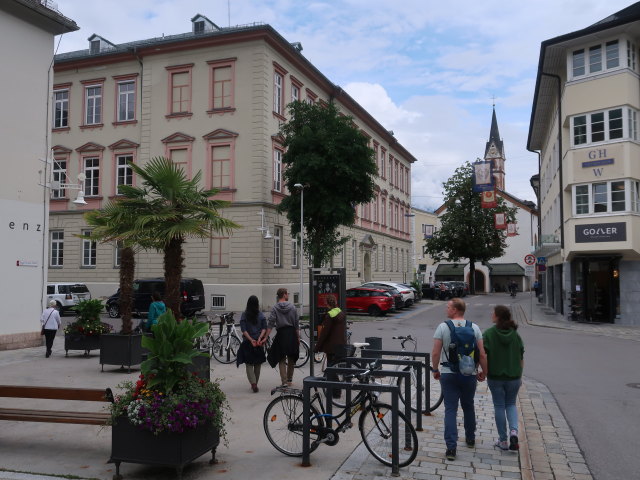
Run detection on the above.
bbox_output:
[494,440,509,450]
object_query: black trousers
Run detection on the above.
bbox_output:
[43,329,57,355]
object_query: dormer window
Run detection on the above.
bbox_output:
[90,40,100,54]
[191,14,219,34]
[194,21,205,34]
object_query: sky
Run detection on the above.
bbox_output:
[52,0,635,211]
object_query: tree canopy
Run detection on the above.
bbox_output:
[424,161,517,293]
[278,101,377,267]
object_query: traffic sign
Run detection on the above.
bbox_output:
[538,264,547,272]
[524,254,536,266]
[525,265,535,277]
[537,256,546,265]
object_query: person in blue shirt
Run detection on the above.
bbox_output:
[146,292,166,332]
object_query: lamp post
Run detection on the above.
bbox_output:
[294,183,306,318]
[404,212,416,282]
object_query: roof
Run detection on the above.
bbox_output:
[486,262,525,276]
[434,189,538,215]
[435,263,466,277]
[1,0,79,34]
[528,2,640,149]
[53,21,418,164]
[484,107,504,158]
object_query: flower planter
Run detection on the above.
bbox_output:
[110,415,219,479]
[64,334,101,357]
[100,333,145,373]
[187,349,211,381]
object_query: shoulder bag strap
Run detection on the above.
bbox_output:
[43,310,54,329]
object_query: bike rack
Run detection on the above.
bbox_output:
[362,349,432,416]
[342,356,425,431]
[301,375,405,476]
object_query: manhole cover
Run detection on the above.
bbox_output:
[627,383,640,389]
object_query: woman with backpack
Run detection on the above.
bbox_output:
[483,304,525,451]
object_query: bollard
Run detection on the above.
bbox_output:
[365,337,382,359]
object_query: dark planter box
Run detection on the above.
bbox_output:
[110,416,219,479]
[188,350,211,381]
[100,333,145,373]
[64,334,101,357]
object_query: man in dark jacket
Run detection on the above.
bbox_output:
[266,288,300,387]
[315,294,347,397]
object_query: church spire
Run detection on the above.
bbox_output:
[484,106,506,190]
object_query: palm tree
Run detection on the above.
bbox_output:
[83,203,145,334]
[118,157,239,318]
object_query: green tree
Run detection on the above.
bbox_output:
[83,203,147,334]
[424,162,517,294]
[112,157,239,318]
[278,101,377,267]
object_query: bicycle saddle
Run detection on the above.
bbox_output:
[352,342,370,348]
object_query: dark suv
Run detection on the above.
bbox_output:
[106,278,205,318]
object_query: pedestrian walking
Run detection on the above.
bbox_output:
[146,291,166,332]
[314,294,347,397]
[236,295,267,393]
[431,298,488,461]
[265,288,300,387]
[533,280,541,300]
[483,305,524,451]
[41,300,62,358]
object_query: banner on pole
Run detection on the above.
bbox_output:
[494,212,507,229]
[507,223,518,236]
[472,160,494,192]
[481,190,497,208]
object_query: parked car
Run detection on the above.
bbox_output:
[346,287,395,316]
[448,281,466,297]
[361,281,414,308]
[105,278,205,318]
[399,283,421,302]
[46,283,91,315]
[434,281,455,300]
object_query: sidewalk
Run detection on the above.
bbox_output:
[3,299,634,480]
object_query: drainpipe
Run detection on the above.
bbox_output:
[540,72,564,250]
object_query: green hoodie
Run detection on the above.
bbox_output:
[483,326,524,380]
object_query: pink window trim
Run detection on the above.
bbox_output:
[208,58,236,111]
[79,152,103,198]
[111,150,137,196]
[209,236,230,267]
[53,83,72,131]
[166,64,194,115]
[112,73,138,123]
[165,145,193,179]
[80,78,105,128]
[205,140,235,195]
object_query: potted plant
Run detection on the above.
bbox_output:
[108,311,225,478]
[63,299,112,356]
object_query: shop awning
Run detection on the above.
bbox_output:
[435,263,466,278]
[486,263,525,276]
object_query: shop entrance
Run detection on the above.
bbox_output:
[571,257,619,323]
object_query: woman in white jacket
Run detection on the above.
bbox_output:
[41,300,62,358]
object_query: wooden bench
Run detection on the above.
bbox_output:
[0,385,113,425]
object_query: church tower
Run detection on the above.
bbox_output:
[484,107,505,190]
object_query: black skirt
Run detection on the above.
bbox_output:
[266,326,299,368]
[236,338,266,366]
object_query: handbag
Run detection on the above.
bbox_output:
[41,310,53,335]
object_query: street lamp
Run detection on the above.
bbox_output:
[404,212,416,282]
[49,172,88,205]
[294,183,307,318]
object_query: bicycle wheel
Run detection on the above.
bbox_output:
[358,401,418,467]
[263,394,324,456]
[314,351,325,364]
[211,334,241,364]
[397,365,443,413]
[199,332,215,352]
[294,340,310,368]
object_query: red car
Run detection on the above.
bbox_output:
[346,287,396,316]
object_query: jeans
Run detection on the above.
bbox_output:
[440,372,477,449]
[487,378,521,441]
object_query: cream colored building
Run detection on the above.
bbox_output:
[528,3,640,324]
[0,1,77,350]
[48,16,416,313]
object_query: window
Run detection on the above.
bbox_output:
[380,148,386,178]
[83,157,100,196]
[273,148,282,192]
[627,40,637,70]
[81,230,96,267]
[211,295,226,309]
[573,180,631,215]
[382,246,386,271]
[381,198,386,226]
[571,108,632,146]
[273,226,282,267]
[114,241,123,267]
[571,39,620,79]
[209,60,235,110]
[211,145,231,189]
[85,85,102,125]
[210,236,230,267]
[52,160,66,199]
[292,237,299,268]
[351,239,357,270]
[292,84,300,103]
[274,71,283,115]
[116,154,133,194]
[389,247,394,271]
[194,21,204,34]
[53,89,69,128]
[50,231,63,267]
[117,81,135,122]
[167,65,193,115]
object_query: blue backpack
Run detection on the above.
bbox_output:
[443,320,479,375]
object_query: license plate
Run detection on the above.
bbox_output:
[192,295,200,300]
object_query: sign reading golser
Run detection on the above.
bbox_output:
[575,222,626,243]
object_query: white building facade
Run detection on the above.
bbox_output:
[0,0,78,350]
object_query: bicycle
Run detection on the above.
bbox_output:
[332,335,443,413]
[209,312,242,364]
[263,363,418,467]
